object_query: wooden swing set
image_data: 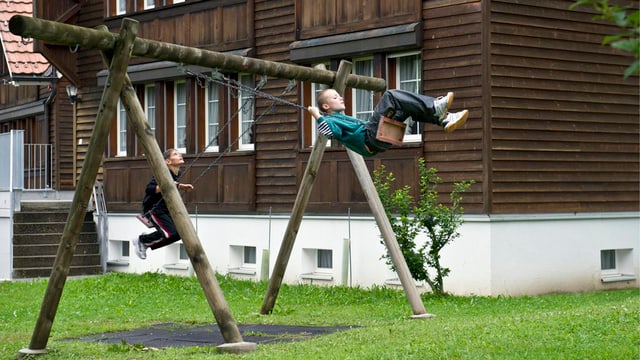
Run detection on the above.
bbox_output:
[9,15,433,357]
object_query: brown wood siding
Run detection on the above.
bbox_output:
[254,0,299,213]
[53,80,76,190]
[103,154,255,213]
[423,0,485,214]
[296,0,421,40]
[488,0,639,213]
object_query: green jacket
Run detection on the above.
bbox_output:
[317,113,378,157]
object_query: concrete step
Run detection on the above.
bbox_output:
[13,254,102,269]
[13,243,100,257]
[13,233,98,245]
[13,265,103,279]
[13,211,93,223]
[20,200,74,212]
[13,221,97,235]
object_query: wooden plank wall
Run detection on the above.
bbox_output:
[488,0,639,213]
[423,0,485,214]
[253,0,300,213]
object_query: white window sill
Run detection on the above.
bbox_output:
[601,274,636,283]
[384,278,424,287]
[228,267,256,276]
[164,263,190,271]
[107,259,129,267]
[300,272,333,281]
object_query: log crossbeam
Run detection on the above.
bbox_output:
[8,15,387,92]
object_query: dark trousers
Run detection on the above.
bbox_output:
[140,209,181,250]
[365,89,439,151]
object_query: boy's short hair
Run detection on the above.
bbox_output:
[316,88,333,108]
[163,148,177,159]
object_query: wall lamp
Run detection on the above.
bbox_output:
[66,84,81,104]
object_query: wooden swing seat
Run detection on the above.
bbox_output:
[376,116,407,146]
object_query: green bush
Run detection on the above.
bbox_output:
[571,0,640,78]
[373,158,474,295]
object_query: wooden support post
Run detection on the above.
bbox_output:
[260,61,352,315]
[346,149,434,318]
[94,26,255,353]
[9,15,386,92]
[18,19,138,357]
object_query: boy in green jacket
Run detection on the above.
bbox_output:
[307,89,469,157]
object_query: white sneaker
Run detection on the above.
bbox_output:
[443,110,469,133]
[434,92,454,122]
[133,237,147,260]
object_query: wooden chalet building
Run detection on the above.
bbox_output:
[7,0,638,294]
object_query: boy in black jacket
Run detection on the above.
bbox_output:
[133,148,194,260]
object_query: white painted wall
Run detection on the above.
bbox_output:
[0,191,16,280]
[106,211,640,296]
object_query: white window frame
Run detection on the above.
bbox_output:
[389,51,422,142]
[205,79,220,152]
[352,57,374,121]
[144,0,155,10]
[237,73,255,151]
[310,82,333,148]
[116,99,127,156]
[144,84,156,134]
[308,62,332,148]
[174,81,187,153]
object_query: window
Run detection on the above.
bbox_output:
[237,73,255,150]
[116,0,126,15]
[174,81,187,152]
[243,246,257,266]
[600,248,636,282]
[390,52,422,142]
[117,99,127,156]
[353,58,374,121]
[317,249,333,270]
[205,80,220,152]
[601,249,616,270]
[145,85,156,134]
[121,241,130,257]
[179,243,188,261]
[300,248,334,281]
[228,245,257,276]
[144,0,155,10]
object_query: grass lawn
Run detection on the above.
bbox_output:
[1,272,638,359]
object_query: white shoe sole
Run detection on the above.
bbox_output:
[444,110,469,133]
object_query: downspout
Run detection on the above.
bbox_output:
[43,68,57,146]
[43,68,57,189]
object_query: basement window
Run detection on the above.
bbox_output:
[601,248,636,283]
[300,248,334,281]
[228,245,257,276]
